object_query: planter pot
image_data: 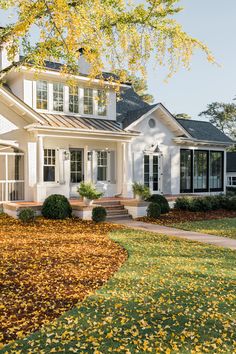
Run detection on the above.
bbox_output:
[83,197,93,206]
[135,194,143,201]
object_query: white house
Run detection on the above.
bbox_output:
[0,45,234,209]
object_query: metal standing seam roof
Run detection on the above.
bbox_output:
[39,113,126,132]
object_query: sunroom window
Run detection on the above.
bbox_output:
[69,86,79,113]
[36,81,48,110]
[210,151,223,190]
[53,83,64,112]
[83,88,93,115]
[97,90,107,116]
[44,149,56,182]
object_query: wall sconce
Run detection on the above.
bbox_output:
[63,150,70,160]
[88,151,92,161]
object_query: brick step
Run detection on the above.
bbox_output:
[94,201,121,207]
[106,214,132,220]
[106,209,128,215]
[104,205,125,211]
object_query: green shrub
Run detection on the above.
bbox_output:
[226,196,236,211]
[147,202,161,219]
[147,194,170,214]
[215,195,229,209]
[92,206,107,222]
[78,182,103,200]
[18,208,36,224]
[188,197,212,212]
[132,182,151,200]
[42,194,72,219]
[226,187,236,197]
[174,197,192,211]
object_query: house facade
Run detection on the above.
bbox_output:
[0,46,233,204]
[226,152,236,187]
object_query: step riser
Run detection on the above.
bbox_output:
[94,201,131,219]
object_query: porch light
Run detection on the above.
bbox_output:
[63,150,70,160]
[88,151,92,161]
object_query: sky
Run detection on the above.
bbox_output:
[0,0,236,120]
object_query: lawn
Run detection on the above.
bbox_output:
[172,218,236,240]
[2,227,236,353]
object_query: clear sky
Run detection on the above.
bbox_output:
[0,0,235,120]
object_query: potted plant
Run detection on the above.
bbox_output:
[132,182,151,201]
[77,182,103,206]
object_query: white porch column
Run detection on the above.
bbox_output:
[38,136,44,184]
[27,142,37,201]
[122,142,133,198]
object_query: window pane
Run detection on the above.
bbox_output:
[36,81,48,110]
[69,86,79,113]
[44,166,55,182]
[180,150,192,192]
[194,151,208,190]
[97,90,107,116]
[97,167,107,181]
[84,88,93,115]
[97,151,107,181]
[70,150,83,183]
[44,149,56,182]
[53,83,64,112]
[144,155,150,187]
[210,152,223,190]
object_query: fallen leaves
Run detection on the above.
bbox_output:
[0,215,126,346]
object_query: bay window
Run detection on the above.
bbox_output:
[83,88,93,115]
[36,81,48,110]
[69,86,79,113]
[53,83,64,112]
[44,149,56,182]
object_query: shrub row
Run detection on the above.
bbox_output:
[174,195,236,212]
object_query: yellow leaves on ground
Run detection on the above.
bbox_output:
[0,215,126,346]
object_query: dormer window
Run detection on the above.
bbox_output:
[83,88,93,115]
[97,90,107,116]
[69,86,79,113]
[36,81,48,110]
[53,83,64,112]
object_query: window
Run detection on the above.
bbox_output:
[180,149,193,193]
[70,149,83,183]
[44,149,56,182]
[83,88,93,115]
[194,150,208,191]
[144,155,150,187]
[36,81,48,110]
[148,118,156,128]
[210,151,223,190]
[69,86,79,113]
[53,83,64,112]
[227,176,236,186]
[97,151,108,181]
[97,90,107,116]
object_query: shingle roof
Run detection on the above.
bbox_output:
[175,118,233,143]
[227,152,236,172]
[39,113,126,132]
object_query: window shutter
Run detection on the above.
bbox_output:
[58,149,65,184]
[109,151,116,184]
[92,150,98,183]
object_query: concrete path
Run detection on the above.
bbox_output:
[112,219,236,250]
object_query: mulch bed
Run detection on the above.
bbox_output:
[138,209,236,225]
[0,215,127,346]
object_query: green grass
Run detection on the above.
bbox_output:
[172,218,236,240]
[2,229,236,353]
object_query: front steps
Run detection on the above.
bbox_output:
[93,200,132,220]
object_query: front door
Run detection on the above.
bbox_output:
[144,154,161,194]
[70,149,84,197]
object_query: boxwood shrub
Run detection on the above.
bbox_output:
[147,194,170,214]
[174,197,192,211]
[174,195,236,212]
[18,208,36,224]
[42,194,72,219]
[92,206,107,223]
[147,202,161,219]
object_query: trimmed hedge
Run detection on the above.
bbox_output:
[147,194,170,214]
[18,208,36,224]
[174,195,236,212]
[42,194,72,219]
[147,202,161,219]
[92,206,107,223]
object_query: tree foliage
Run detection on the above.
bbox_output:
[0,0,214,82]
[199,102,236,140]
[175,113,191,119]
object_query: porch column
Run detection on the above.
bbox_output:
[122,142,133,198]
[37,136,44,184]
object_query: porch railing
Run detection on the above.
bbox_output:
[0,181,24,202]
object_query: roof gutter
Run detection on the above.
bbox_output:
[173,137,233,147]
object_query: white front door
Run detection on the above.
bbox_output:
[70,149,84,197]
[143,154,162,194]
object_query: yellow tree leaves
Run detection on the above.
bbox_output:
[0,215,126,346]
[0,0,214,83]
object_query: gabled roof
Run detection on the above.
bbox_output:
[227,152,236,172]
[176,118,233,144]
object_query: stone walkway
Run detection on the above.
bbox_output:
[113,219,236,250]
